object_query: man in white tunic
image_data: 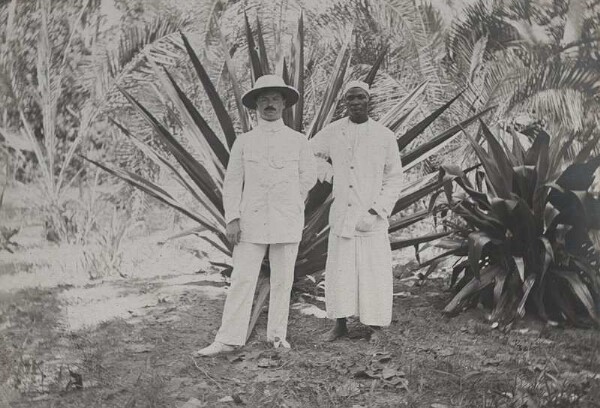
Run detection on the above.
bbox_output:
[196,75,316,356]
[310,81,403,342]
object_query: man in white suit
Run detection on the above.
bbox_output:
[311,80,404,343]
[196,75,316,356]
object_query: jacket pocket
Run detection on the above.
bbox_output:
[244,148,261,163]
[270,147,299,169]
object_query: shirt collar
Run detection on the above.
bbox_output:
[256,117,286,132]
[346,117,370,127]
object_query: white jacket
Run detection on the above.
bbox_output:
[310,117,404,238]
[223,119,316,244]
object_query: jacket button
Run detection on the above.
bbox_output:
[348,203,352,207]
[350,166,354,169]
[349,185,353,188]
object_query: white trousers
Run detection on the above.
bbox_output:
[215,241,299,346]
[325,231,393,326]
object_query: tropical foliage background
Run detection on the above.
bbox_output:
[1,0,599,331]
[2,1,600,406]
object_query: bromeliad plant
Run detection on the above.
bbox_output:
[85,13,492,338]
[436,122,600,327]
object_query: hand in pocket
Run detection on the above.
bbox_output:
[356,213,378,232]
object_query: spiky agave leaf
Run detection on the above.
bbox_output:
[401,106,495,169]
[254,15,270,75]
[147,57,229,170]
[215,20,250,133]
[181,31,237,149]
[397,92,463,151]
[118,87,224,214]
[290,12,305,131]
[388,208,431,233]
[108,118,225,229]
[379,81,427,130]
[81,156,228,248]
[244,11,264,83]
[390,231,452,251]
[363,43,389,86]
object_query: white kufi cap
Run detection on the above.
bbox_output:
[343,80,370,96]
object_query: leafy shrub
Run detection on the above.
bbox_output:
[437,123,600,327]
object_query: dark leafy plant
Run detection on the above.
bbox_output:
[85,13,492,339]
[437,122,600,327]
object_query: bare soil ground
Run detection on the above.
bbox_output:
[1,187,599,408]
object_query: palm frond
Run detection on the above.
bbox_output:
[79,14,191,112]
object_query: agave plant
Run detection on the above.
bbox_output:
[85,12,492,338]
[436,122,600,327]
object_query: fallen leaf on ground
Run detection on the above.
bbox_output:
[218,396,234,402]
[227,353,245,363]
[463,371,483,380]
[231,394,244,404]
[290,303,327,318]
[354,368,379,379]
[181,397,205,407]
[331,359,355,374]
[257,358,280,368]
[437,348,455,357]
[127,344,154,353]
[372,352,392,363]
[381,367,398,380]
[482,358,501,366]
[336,380,361,397]
[242,350,263,361]
[385,377,409,388]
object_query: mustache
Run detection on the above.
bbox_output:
[264,107,276,111]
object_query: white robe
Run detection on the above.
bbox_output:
[310,117,403,325]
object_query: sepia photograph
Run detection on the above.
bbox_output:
[0,0,599,406]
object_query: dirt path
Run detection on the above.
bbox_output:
[2,270,599,407]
